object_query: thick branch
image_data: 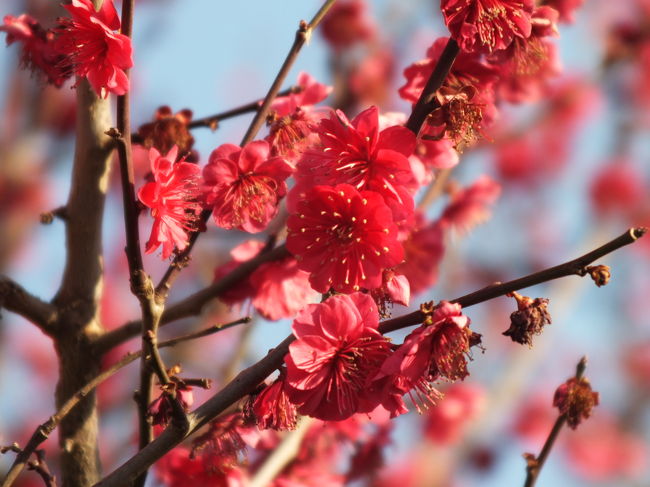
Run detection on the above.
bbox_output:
[94,228,644,487]
[53,81,112,311]
[0,276,57,334]
[50,75,112,487]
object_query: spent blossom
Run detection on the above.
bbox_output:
[502,292,551,347]
[553,376,599,429]
[136,106,195,155]
[54,0,133,97]
[203,140,293,233]
[286,184,404,293]
[138,146,201,260]
[284,293,391,421]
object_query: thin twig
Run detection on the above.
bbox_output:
[94,244,290,354]
[380,227,647,334]
[130,86,301,142]
[153,0,337,304]
[0,316,250,487]
[240,0,336,145]
[187,86,301,130]
[111,3,176,485]
[523,357,588,487]
[0,276,57,335]
[94,228,645,487]
[1,445,57,487]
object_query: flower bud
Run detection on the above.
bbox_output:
[586,264,611,287]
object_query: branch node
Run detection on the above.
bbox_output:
[40,206,68,225]
[105,127,123,139]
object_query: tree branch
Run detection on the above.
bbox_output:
[405,37,459,135]
[93,245,289,354]
[189,86,302,130]
[1,316,250,487]
[94,228,645,487]
[523,357,588,487]
[380,227,647,334]
[49,74,113,487]
[0,276,57,335]
[130,86,301,143]
[110,2,176,486]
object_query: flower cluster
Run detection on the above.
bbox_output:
[248,295,479,426]
[1,0,133,97]
[138,146,201,259]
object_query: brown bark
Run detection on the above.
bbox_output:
[51,80,112,486]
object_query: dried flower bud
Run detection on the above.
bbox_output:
[585,265,611,287]
[136,106,195,156]
[553,376,599,429]
[503,292,551,347]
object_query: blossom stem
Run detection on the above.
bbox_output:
[523,357,588,487]
[94,228,644,487]
[405,37,460,135]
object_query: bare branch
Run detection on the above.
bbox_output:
[0,276,57,335]
[1,445,57,487]
[380,227,647,334]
